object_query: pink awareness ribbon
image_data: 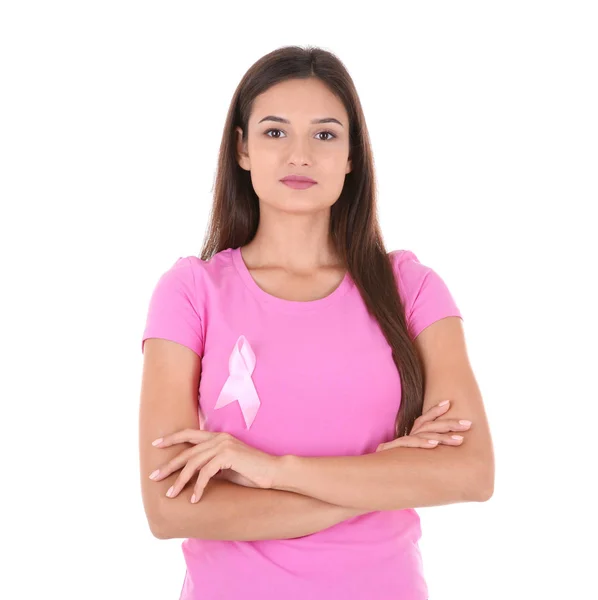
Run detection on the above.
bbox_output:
[213,335,261,429]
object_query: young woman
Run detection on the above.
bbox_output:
[139,45,494,600]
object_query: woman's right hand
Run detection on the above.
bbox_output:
[375,400,472,452]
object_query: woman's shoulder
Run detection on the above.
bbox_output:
[388,248,421,267]
[387,248,429,283]
[177,247,236,278]
[147,248,236,305]
[387,248,438,306]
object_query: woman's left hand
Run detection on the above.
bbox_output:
[149,430,281,503]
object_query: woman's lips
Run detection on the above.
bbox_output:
[281,180,317,190]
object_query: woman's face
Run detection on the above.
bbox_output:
[236,78,352,214]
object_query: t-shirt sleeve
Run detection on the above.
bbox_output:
[392,249,463,341]
[141,256,204,357]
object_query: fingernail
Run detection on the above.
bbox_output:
[149,470,160,480]
[152,438,163,446]
[166,486,174,497]
[438,400,450,406]
[428,440,439,445]
[190,494,197,503]
[452,435,464,440]
[459,420,472,426]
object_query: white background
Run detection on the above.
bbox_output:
[1,1,596,598]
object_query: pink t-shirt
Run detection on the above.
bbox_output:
[141,246,463,600]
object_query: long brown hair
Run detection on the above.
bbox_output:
[199,45,424,438]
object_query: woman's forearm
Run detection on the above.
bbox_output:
[273,444,492,511]
[154,478,369,541]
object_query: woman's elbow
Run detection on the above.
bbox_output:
[479,474,495,501]
[148,516,170,539]
[471,461,494,502]
[142,494,171,539]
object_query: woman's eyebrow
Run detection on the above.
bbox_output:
[258,115,344,128]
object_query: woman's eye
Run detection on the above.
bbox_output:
[317,131,336,141]
[265,128,284,139]
[264,129,336,141]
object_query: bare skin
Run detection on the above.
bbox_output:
[234,77,352,291]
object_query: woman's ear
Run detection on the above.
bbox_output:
[235,126,250,171]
